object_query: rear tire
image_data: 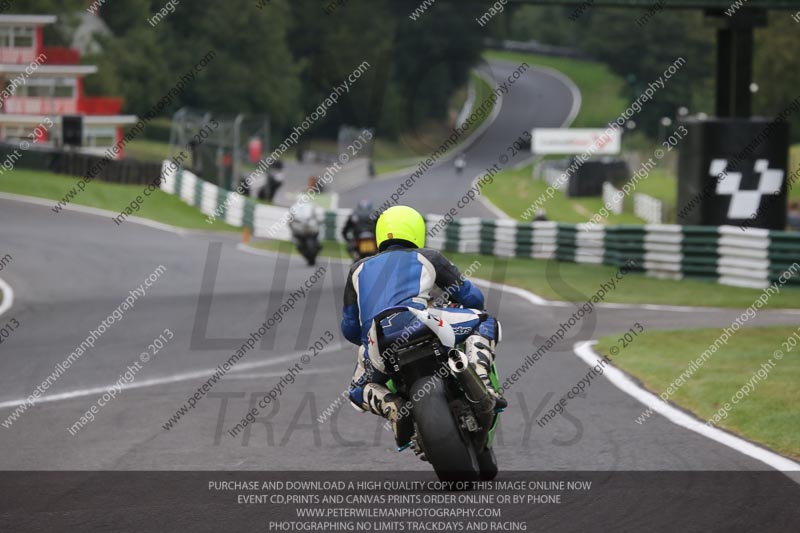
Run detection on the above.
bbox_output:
[477,447,498,480]
[301,237,319,266]
[411,376,480,482]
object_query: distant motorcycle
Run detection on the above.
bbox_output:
[289,203,321,266]
[454,154,466,174]
[350,229,378,261]
[261,161,285,203]
[343,200,378,262]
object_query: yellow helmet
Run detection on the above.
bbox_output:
[376,205,426,250]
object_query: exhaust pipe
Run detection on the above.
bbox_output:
[448,349,496,450]
[447,349,495,418]
[447,349,470,374]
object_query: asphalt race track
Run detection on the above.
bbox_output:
[1,60,799,530]
[338,59,579,216]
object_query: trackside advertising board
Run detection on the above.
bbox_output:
[532,128,621,155]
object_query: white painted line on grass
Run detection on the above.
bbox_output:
[573,340,800,473]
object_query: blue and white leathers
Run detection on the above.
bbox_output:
[340,244,499,412]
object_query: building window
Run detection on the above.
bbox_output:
[2,125,26,141]
[13,27,34,48]
[0,28,12,47]
[27,85,50,97]
[54,84,73,98]
[85,127,116,148]
[13,78,76,98]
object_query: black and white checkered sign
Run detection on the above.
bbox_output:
[711,158,784,219]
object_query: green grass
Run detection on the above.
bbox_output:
[453,251,800,308]
[482,164,645,224]
[631,167,678,222]
[631,167,678,206]
[251,239,800,309]
[124,139,173,163]
[483,50,627,129]
[374,160,417,176]
[0,169,236,232]
[596,326,800,459]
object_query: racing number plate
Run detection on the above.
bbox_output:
[358,240,377,253]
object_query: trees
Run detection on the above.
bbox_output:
[755,12,800,142]
[69,0,485,140]
[85,0,299,129]
[577,9,715,136]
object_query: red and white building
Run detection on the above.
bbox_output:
[0,14,136,157]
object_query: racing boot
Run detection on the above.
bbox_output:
[465,334,507,410]
[362,383,414,447]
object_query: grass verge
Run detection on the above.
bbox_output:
[251,239,800,309]
[0,169,236,232]
[790,144,800,202]
[124,139,173,163]
[482,164,645,224]
[596,326,800,460]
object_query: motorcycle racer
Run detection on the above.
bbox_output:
[342,199,377,259]
[340,205,505,446]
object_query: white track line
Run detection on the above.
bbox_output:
[471,68,509,220]
[472,277,550,306]
[0,276,13,317]
[239,245,800,315]
[530,63,582,128]
[574,340,800,472]
[470,276,800,314]
[223,366,350,380]
[0,349,315,410]
[0,192,190,235]
[236,246,708,315]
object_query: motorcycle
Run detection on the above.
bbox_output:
[350,229,378,261]
[369,306,503,482]
[289,204,321,266]
[454,154,466,175]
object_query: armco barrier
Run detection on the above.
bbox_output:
[161,162,800,290]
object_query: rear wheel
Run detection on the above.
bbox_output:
[301,237,319,266]
[411,376,479,482]
[477,447,498,480]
